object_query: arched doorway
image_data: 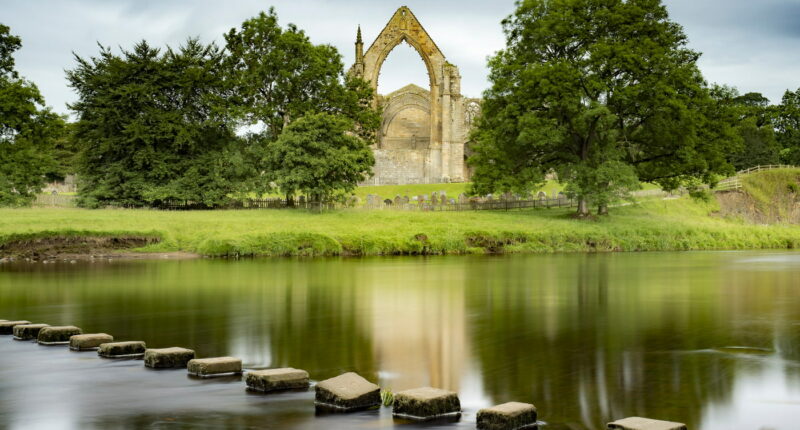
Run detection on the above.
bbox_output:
[350,7,471,185]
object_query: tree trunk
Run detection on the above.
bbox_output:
[577,197,590,217]
[597,203,609,215]
[285,193,294,208]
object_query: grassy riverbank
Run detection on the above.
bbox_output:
[2,194,800,258]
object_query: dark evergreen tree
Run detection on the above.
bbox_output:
[68,39,243,207]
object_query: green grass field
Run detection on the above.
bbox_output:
[353,180,659,200]
[3,191,800,258]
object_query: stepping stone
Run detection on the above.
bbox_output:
[187,357,242,377]
[12,324,50,340]
[477,402,538,430]
[0,320,32,335]
[98,341,146,358]
[608,417,688,430]
[69,333,114,351]
[37,326,82,345]
[144,347,196,368]
[315,372,381,411]
[392,387,461,420]
[246,367,309,392]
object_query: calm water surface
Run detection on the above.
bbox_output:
[1,252,799,430]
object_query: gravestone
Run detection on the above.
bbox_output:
[458,193,468,204]
[383,198,393,206]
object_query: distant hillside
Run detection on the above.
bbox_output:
[716,168,800,224]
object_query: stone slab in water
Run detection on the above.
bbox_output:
[37,326,82,345]
[246,368,309,392]
[315,372,381,411]
[0,321,32,335]
[98,341,146,358]
[69,333,114,351]
[12,324,50,340]
[608,417,688,430]
[392,387,461,420]
[144,347,196,368]
[477,402,538,430]
[187,357,242,377]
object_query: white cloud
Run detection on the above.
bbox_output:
[4,0,800,115]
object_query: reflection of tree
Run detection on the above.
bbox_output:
[0,259,377,380]
[465,254,744,429]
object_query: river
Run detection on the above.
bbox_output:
[1,251,799,429]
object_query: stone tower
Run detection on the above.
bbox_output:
[349,6,479,185]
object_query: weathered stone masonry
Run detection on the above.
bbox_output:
[350,6,480,185]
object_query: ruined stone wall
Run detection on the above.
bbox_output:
[351,7,480,186]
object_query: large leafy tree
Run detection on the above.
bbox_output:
[776,88,800,165]
[722,91,781,169]
[224,9,379,196]
[265,113,374,202]
[68,39,244,207]
[469,0,737,216]
[0,23,65,206]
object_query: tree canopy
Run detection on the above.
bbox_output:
[777,88,800,165]
[65,9,380,208]
[468,0,738,216]
[0,23,65,206]
[67,39,242,208]
[265,112,374,202]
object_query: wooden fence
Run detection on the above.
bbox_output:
[716,164,798,191]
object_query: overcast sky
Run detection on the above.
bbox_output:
[4,0,800,116]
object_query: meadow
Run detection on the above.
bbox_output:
[3,193,799,258]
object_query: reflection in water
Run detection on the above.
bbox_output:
[0,251,799,429]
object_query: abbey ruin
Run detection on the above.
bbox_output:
[350,6,481,185]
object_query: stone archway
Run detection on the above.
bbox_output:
[350,6,471,185]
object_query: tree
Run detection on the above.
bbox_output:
[264,113,374,203]
[0,23,64,206]
[722,91,781,169]
[68,39,244,207]
[223,9,380,198]
[468,0,737,216]
[776,88,800,165]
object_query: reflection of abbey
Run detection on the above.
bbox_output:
[349,6,481,185]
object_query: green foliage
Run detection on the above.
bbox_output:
[712,88,782,169]
[67,39,242,208]
[223,9,380,142]
[380,389,394,407]
[265,113,374,202]
[0,23,21,78]
[776,88,800,164]
[0,23,65,206]
[3,195,800,258]
[469,0,737,216]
